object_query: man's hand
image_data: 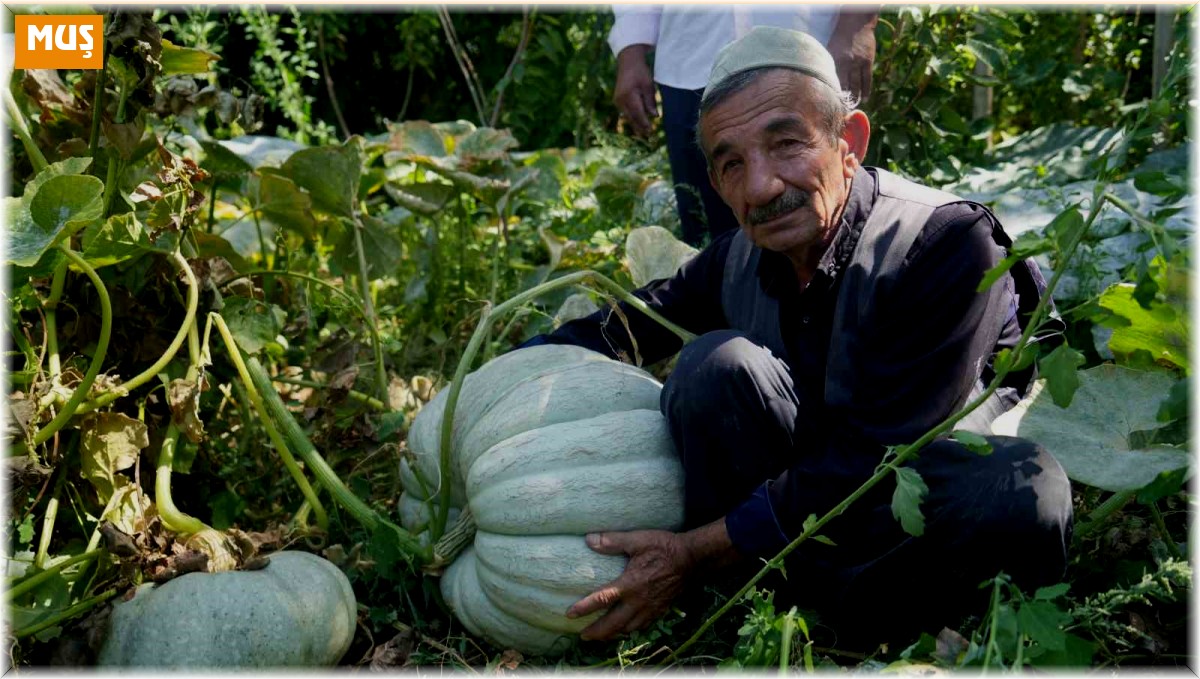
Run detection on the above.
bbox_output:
[828,10,880,102]
[567,520,738,641]
[613,44,657,137]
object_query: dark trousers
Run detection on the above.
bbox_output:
[660,330,1074,645]
[659,84,740,247]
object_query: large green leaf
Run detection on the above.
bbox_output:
[992,365,1189,491]
[200,140,255,181]
[81,213,176,267]
[160,38,219,75]
[280,140,363,219]
[29,174,104,236]
[592,166,642,220]
[7,170,104,267]
[387,120,448,157]
[257,171,316,237]
[625,226,698,287]
[1098,262,1189,374]
[6,197,49,268]
[220,297,286,356]
[21,157,94,208]
[332,214,403,281]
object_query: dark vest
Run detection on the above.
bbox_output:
[720,168,1054,420]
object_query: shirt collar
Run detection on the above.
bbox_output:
[755,165,877,296]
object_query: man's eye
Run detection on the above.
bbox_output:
[721,159,742,174]
[776,138,801,150]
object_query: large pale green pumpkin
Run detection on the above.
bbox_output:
[402,345,685,655]
[98,551,356,667]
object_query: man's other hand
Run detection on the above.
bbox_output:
[614,45,658,137]
[566,529,691,640]
[828,10,880,102]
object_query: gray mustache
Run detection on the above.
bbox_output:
[747,189,810,226]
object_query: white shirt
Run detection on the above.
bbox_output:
[608,5,841,91]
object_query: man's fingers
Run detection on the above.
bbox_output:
[859,65,873,101]
[566,583,622,619]
[585,532,632,556]
[580,601,637,641]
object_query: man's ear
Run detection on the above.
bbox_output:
[707,165,720,193]
[840,110,871,177]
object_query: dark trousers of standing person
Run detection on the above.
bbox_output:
[659,330,1074,646]
[659,84,740,247]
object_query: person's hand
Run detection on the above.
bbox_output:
[828,12,879,102]
[613,44,658,137]
[566,530,692,640]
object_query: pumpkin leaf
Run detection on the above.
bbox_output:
[625,226,699,287]
[257,171,317,237]
[1098,259,1189,374]
[220,297,286,356]
[15,175,105,265]
[1156,377,1189,423]
[280,139,363,219]
[1037,344,1086,408]
[991,364,1189,491]
[81,213,177,268]
[592,166,642,220]
[1017,600,1071,651]
[21,157,95,208]
[387,120,449,157]
[332,214,402,281]
[80,413,150,503]
[891,467,928,537]
[160,38,219,75]
[5,197,52,268]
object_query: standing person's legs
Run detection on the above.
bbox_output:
[658,84,740,247]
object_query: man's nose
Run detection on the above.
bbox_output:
[743,157,785,208]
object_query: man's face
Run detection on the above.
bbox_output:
[701,70,854,259]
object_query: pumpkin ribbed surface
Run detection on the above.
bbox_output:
[402,345,684,655]
[97,551,356,667]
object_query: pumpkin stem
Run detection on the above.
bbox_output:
[427,507,476,573]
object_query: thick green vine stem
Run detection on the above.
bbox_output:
[33,247,113,447]
[661,188,1111,666]
[6,549,103,603]
[3,85,48,173]
[77,250,198,415]
[44,260,69,382]
[242,352,430,559]
[211,314,330,532]
[155,422,211,536]
[15,589,116,640]
[430,270,697,541]
[154,319,211,536]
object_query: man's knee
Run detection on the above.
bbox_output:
[661,330,794,424]
[916,435,1073,587]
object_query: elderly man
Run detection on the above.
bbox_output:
[529,27,1073,645]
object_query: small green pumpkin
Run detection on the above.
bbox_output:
[97,551,356,667]
[403,345,684,655]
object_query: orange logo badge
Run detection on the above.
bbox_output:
[14,15,104,70]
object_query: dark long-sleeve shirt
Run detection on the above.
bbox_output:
[526,167,1025,558]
